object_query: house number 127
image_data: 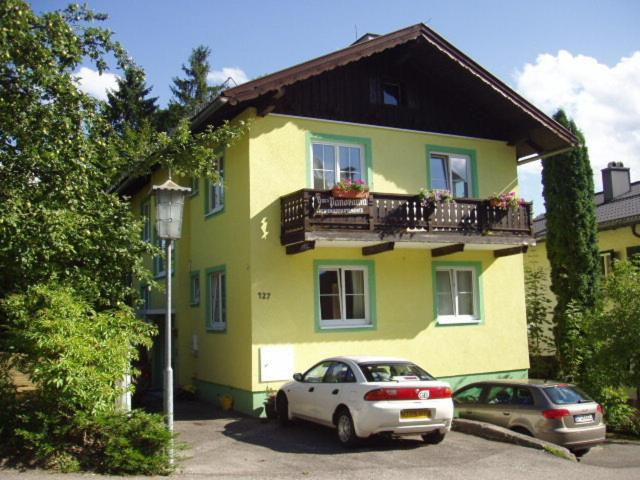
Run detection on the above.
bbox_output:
[258,292,271,300]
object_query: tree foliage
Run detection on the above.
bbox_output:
[160,45,223,129]
[560,260,640,434]
[541,110,599,376]
[524,266,553,357]
[105,67,158,132]
[0,0,247,470]
[2,284,154,414]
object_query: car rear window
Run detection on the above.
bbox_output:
[543,385,594,405]
[358,362,434,382]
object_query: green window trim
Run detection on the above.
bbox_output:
[313,259,377,333]
[190,270,201,306]
[432,260,484,327]
[190,177,200,197]
[307,132,373,190]
[140,199,151,242]
[153,239,176,279]
[205,264,227,333]
[426,144,479,198]
[204,152,225,219]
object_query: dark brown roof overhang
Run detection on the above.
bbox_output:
[192,23,577,154]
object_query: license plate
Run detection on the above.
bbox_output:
[574,414,594,424]
[400,409,431,420]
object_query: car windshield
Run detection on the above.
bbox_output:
[358,362,434,382]
[543,385,594,405]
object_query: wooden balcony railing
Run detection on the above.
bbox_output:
[281,189,533,246]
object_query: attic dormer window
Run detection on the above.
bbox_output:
[382,82,401,106]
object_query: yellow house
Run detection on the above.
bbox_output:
[526,162,640,350]
[122,24,577,415]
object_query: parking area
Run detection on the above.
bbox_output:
[176,401,640,480]
[2,400,640,479]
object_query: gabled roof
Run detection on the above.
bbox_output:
[533,180,640,238]
[192,23,576,158]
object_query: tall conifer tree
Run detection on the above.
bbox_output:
[105,67,158,132]
[541,109,599,376]
[161,45,222,129]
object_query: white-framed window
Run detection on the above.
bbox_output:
[190,272,200,306]
[141,200,151,242]
[207,269,226,331]
[430,152,472,197]
[317,265,370,328]
[205,157,224,216]
[600,250,614,277]
[435,267,479,324]
[312,142,364,190]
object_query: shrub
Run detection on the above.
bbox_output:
[597,386,640,436]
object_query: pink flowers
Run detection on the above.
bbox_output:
[419,188,455,205]
[489,191,527,210]
[334,178,368,192]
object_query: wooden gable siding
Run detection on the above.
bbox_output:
[271,41,537,144]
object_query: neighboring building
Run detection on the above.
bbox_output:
[529,162,640,274]
[120,24,576,415]
[526,162,640,351]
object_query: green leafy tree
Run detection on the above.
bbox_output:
[541,110,599,377]
[524,266,553,356]
[560,260,640,434]
[105,67,158,132]
[0,1,246,470]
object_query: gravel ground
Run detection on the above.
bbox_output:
[2,400,639,480]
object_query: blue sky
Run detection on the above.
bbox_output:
[31,1,640,212]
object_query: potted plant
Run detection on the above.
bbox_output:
[488,191,527,210]
[418,188,455,207]
[331,179,369,198]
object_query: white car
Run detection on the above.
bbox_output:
[276,356,454,446]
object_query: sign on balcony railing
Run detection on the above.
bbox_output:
[312,192,369,216]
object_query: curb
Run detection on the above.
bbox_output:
[452,418,577,462]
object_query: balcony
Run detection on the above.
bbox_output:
[280,189,534,256]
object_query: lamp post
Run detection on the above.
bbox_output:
[151,178,190,463]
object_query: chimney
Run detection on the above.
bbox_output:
[602,162,631,202]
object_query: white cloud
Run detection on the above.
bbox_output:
[75,67,119,101]
[208,67,249,87]
[514,50,640,211]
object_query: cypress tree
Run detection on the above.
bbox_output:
[541,109,599,377]
[105,67,158,132]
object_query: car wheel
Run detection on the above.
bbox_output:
[572,448,591,458]
[421,430,446,444]
[336,408,359,447]
[276,391,290,427]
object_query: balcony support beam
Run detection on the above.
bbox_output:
[286,241,315,255]
[362,242,395,256]
[431,243,465,258]
[494,245,528,258]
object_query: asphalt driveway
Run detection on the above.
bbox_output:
[2,400,640,479]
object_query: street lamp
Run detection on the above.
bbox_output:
[151,178,190,463]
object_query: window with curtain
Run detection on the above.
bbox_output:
[312,142,364,190]
[205,157,224,215]
[318,265,370,328]
[435,267,478,324]
[430,153,472,198]
[207,269,226,330]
